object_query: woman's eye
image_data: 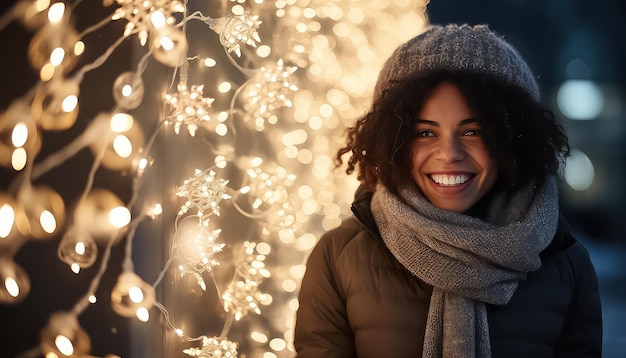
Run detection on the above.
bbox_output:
[416,130,434,137]
[464,129,481,136]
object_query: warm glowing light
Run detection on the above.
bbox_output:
[111,272,156,318]
[55,335,74,356]
[47,2,65,24]
[251,331,268,343]
[73,242,85,255]
[49,47,65,66]
[269,338,286,351]
[5,277,19,297]
[40,63,55,81]
[113,72,145,109]
[129,286,144,303]
[73,41,85,56]
[110,113,134,132]
[218,81,232,93]
[257,45,271,57]
[138,158,148,169]
[12,148,27,171]
[61,95,78,112]
[136,307,150,322]
[150,11,166,28]
[12,123,28,147]
[160,36,175,51]
[112,135,133,158]
[40,210,57,234]
[108,206,131,228]
[71,263,80,274]
[281,279,297,292]
[0,204,15,238]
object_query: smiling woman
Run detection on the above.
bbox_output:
[294,24,603,358]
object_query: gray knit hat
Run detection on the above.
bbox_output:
[374,24,540,102]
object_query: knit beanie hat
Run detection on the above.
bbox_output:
[374,24,540,102]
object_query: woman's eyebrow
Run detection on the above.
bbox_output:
[413,118,478,127]
[414,118,438,127]
[459,118,479,126]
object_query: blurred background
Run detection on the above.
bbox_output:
[0,0,624,357]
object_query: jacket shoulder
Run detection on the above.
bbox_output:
[313,216,375,257]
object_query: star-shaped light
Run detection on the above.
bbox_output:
[176,169,231,217]
[220,241,270,321]
[165,83,215,136]
[176,219,224,290]
[209,13,262,57]
[183,336,238,358]
[108,0,185,45]
[222,279,263,321]
[244,59,298,131]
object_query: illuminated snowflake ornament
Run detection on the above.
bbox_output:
[176,169,231,217]
[208,13,262,57]
[244,59,298,131]
[165,83,215,136]
[241,159,295,214]
[221,241,270,321]
[183,336,238,358]
[107,0,185,45]
[222,279,263,321]
[176,218,224,290]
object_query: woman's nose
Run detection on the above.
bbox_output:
[434,136,465,163]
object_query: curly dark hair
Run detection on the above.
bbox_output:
[336,71,570,194]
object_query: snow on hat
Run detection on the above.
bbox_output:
[374,24,540,102]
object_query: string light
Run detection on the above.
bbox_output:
[183,336,239,358]
[243,59,298,131]
[174,216,224,290]
[111,272,156,322]
[0,0,430,356]
[40,311,91,358]
[0,258,30,304]
[112,72,145,110]
[208,12,262,57]
[176,169,231,218]
[165,83,215,136]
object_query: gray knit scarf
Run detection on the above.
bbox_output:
[370,177,559,358]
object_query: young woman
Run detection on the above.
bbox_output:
[294,24,602,358]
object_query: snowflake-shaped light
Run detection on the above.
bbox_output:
[234,241,270,283]
[221,241,270,321]
[244,59,298,131]
[176,219,224,290]
[222,279,263,321]
[176,169,231,217]
[183,336,238,358]
[107,0,185,45]
[165,83,215,136]
[209,13,262,57]
[241,160,295,214]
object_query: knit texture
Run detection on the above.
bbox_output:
[374,24,540,102]
[370,177,559,358]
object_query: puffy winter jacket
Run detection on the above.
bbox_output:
[294,189,602,357]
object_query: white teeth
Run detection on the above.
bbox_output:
[431,174,470,186]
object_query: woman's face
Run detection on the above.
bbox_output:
[410,82,498,213]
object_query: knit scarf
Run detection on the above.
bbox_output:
[370,177,559,358]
